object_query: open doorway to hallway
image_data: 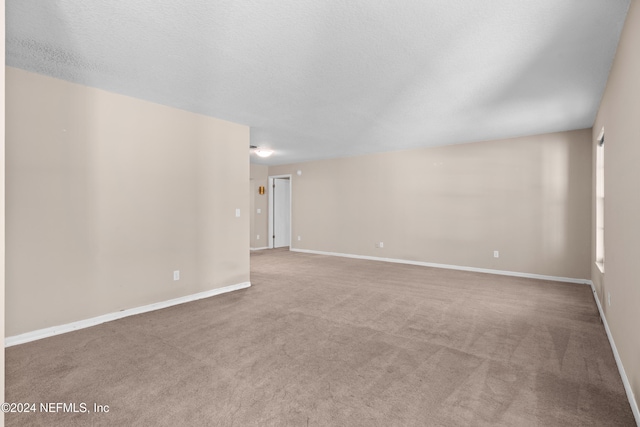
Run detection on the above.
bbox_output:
[268,175,291,249]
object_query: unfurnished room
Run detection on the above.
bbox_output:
[1,0,639,426]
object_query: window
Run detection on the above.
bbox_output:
[595,129,605,272]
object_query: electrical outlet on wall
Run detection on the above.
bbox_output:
[494,251,499,258]
[173,270,180,281]
[297,236,301,241]
[257,235,260,240]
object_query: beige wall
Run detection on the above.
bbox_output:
[592,0,640,412]
[250,164,269,249]
[270,129,592,279]
[5,67,250,337]
[2,2,6,425]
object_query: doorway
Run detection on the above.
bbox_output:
[268,175,292,249]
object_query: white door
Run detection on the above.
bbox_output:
[273,178,290,248]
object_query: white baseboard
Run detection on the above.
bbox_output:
[250,246,269,251]
[5,282,252,348]
[290,248,591,285]
[589,283,640,425]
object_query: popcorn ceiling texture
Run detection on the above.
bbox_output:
[5,0,631,165]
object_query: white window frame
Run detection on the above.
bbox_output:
[595,128,605,273]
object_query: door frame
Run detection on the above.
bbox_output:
[268,174,293,249]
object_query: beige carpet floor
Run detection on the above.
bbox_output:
[5,249,636,426]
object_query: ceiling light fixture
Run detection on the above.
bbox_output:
[250,145,274,158]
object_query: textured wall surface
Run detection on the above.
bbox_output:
[5,67,250,336]
[269,129,592,280]
[5,0,630,165]
[592,0,640,415]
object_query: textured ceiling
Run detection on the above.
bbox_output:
[6,0,630,166]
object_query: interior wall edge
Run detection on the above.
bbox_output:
[1,0,6,424]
